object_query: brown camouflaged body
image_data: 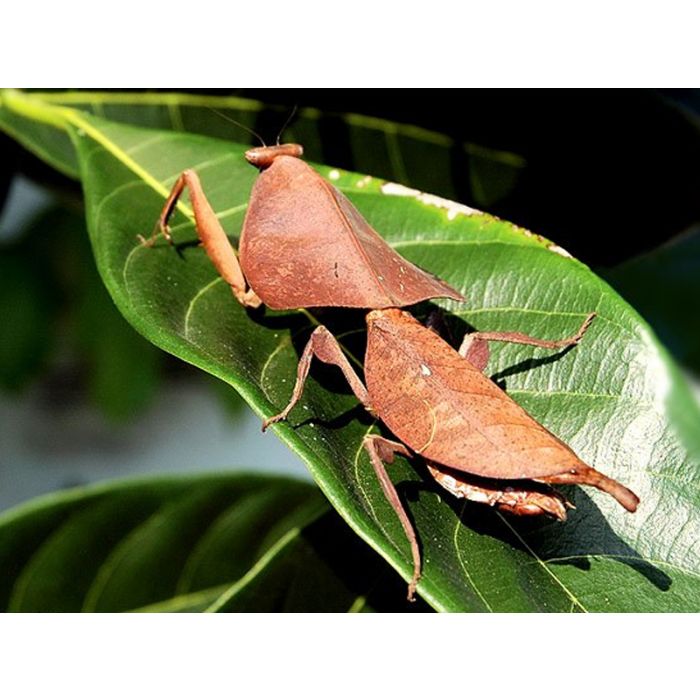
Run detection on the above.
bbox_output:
[239,156,463,310]
[365,308,587,480]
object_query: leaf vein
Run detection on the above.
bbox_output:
[183,277,224,339]
[496,513,588,612]
[453,505,494,611]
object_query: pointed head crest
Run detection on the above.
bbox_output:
[245,144,304,170]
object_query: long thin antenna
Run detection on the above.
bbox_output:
[209,108,266,146]
[276,104,299,145]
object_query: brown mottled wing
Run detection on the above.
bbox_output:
[365,309,586,480]
[239,156,463,310]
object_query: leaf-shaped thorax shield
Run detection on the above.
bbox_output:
[239,147,464,310]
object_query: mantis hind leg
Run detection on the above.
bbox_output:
[363,435,421,602]
[141,169,261,308]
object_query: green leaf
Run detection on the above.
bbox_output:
[603,225,700,375]
[0,473,422,612]
[54,110,700,612]
[207,509,429,613]
[0,89,524,205]
[0,474,318,612]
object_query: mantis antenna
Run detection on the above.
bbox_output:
[276,104,299,145]
[208,108,267,146]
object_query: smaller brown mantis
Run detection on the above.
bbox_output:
[148,143,639,600]
[262,308,639,600]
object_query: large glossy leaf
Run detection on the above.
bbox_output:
[49,109,700,612]
[0,473,421,613]
[0,474,314,612]
[0,89,524,206]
